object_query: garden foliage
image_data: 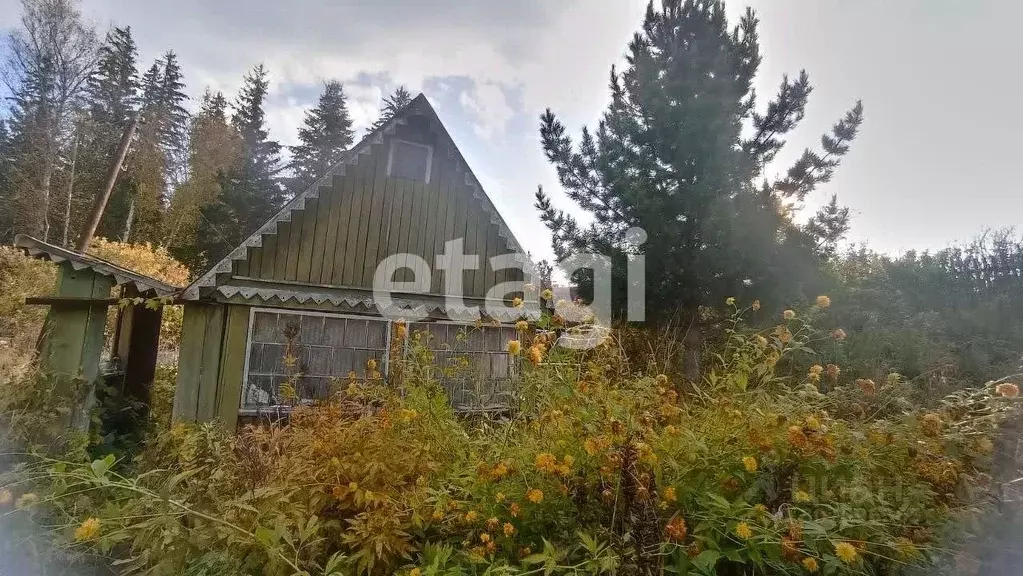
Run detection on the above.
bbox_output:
[1,299,1018,576]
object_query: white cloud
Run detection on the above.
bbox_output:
[458,81,513,141]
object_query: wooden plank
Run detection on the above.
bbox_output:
[248,246,261,279]
[260,234,277,279]
[215,304,250,429]
[430,156,453,294]
[360,148,387,287]
[235,257,249,277]
[273,222,291,281]
[402,181,422,284]
[341,171,368,286]
[449,174,471,296]
[421,176,439,288]
[330,173,358,285]
[462,189,480,297]
[284,208,304,281]
[308,187,331,283]
[173,303,210,421]
[351,171,375,288]
[488,225,502,297]
[372,166,396,285]
[25,296,117,306]
[396,179,415,283]
[195,304,226,422]
[296,197,318,283]
[320,176,345,284]
[383,177,408,285]
[472,197,491,298]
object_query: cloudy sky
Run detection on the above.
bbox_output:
[2,0,1019,264]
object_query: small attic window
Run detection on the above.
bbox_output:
[387,139,433,183]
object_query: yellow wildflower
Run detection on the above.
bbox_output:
[726,297,736,306]
[832,328,847,340]
[515,320,529,332]
[735,521,753,540]
[410,568,422,576]
[510,502,521,516]
[431,509,444,521]
[816,295,831,308]
[486,517,500,530]
[366,358,378,371]
[526,488,544,503]
[0,489,11,506]
[802,557,819,572]
[755,334,768,348]
[512,297,523,308]
[506,340,522,356]
[464,510,478,523]
[753,503,768,515]
[480,532,491,543]
[742,456,758,473]
[495,492,506,503]
[527,345,544,366]
[503,522,515,537]
[541,288,554,301]
[783,309,796,320]
[752,299,761,311]
[996,383,1019,398]
[794,490,812,503]
[73,517,101,542]
[834,542,858,563]
[808,364,823,382]
[535,452,558,473]
[662,486,677,502]
[804,415,821,431]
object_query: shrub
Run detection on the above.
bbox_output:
[0,304,1017,576]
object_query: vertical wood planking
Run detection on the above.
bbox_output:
[284,209,304,281]
[472,203,490,297]
[352,161,376,288]
[341,170,368,286]
[449,172,471,296]
[331,173,359,285]
[215,305,249,429]
[194,304,226,422]
[384,177,408,285]
[235,258,249,278]
[402,181,423,284]
[461,181,480,297]
[308,191,330,283]
[296,198,317,282]
[248,246,261,278]
[431,156,453,294]
[361,142,388,286]
[260,234,276,279]
[395,179,415,283]
[273,222,291,281]
[488,226,502,297]
[421,172,440,289]
[320,176,345,284]
[372,159,395,284]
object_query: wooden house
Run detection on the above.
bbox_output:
[174,94,536,427]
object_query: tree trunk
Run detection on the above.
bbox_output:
[683,309,702,384]
[62,131,80,247]
[122,197,135,242]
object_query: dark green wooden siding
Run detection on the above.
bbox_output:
[235,122,521,299]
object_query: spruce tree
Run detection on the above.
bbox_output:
[371,85,413,130]
[288,79,354,193]
[534,0,863,379]
[81,25,140,240]
[198,65,283,263]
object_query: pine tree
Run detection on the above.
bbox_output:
[534,0,863,380]
[288,79,354,193]
[371,85,413,130]
[197,65,283,263]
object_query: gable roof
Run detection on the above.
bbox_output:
[15,234,182,297]
[183,94,533,301]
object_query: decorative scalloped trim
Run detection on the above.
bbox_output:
[215,286,542,322]
[15,236,181,296]
[184,94,536,300]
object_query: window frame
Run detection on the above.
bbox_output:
[240,307,393,412]
[386,138,434,184]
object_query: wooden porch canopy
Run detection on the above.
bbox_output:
[15,235,183,429]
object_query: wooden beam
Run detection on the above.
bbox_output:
[25,296,119,306]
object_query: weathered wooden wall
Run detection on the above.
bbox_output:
[232,117,523,299]
[173,303,249,429]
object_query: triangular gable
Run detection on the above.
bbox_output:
[183,94,533,302]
